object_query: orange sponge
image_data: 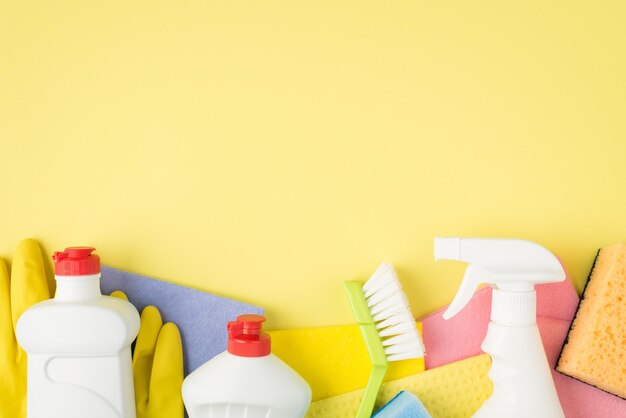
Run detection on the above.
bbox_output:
[557,243,626,399]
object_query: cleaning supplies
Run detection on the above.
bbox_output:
[100,265,264,375]
[373,391,432,418]
[111,291,185,418]
[182,314,311,418]
[435,237,566,418]
[268,323,424,401]
[343,263,425,418]
[305,354,493,418]
[305,269,626,418]
[557,243,626,399]
[0,239,50,418]
[420,273,626,418]
[422,273,579,369]
[16,247,140,418]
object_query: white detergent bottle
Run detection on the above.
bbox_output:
[182,314,311,418]
[16,247,140,418]
[434,237,566,418]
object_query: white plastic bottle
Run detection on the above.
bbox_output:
[16,247,140,418]
[434,237,566,418]
[182,314,312,418]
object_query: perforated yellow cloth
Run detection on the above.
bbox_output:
[269,323,425,401]
[306,354,493,418]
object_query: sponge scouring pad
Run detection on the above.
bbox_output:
[373,391,431,417]
[305,354,492,418]
[557,243,626,399]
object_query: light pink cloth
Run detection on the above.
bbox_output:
[420,277,626,417]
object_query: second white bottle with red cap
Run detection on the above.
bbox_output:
[16,247,140,418]
[182,314,311,418]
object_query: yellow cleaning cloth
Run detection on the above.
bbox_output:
[306,354,492,418]
[269,323,424,401]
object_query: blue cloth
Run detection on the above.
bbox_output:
[100,266,263,375]
[373,391,432,418]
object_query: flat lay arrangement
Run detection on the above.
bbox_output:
[1,237,624,418]
[3,1,626,417]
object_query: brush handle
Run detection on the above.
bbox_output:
[356,324,388,418]
[343,281,389,418]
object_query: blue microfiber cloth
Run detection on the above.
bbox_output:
[373,391,432,418]
[100,266,263,375]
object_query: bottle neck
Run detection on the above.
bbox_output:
[491,288,536,326]
[55,273,102,301]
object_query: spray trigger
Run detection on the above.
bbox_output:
[443,264,492,319]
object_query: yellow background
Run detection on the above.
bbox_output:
[1,1,625,329]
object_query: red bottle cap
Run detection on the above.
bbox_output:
[53,247,101,276]
[227,314,271,357]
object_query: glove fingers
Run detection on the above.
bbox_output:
[110,290,128,301]
[149,322,184,417]
[0,259,17,362]
[133,306,162,408]
[10,239,49,334]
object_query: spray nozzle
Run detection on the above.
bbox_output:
[434,237,565,320]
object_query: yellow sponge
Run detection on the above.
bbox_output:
[306,354,493,418]
[269,323,424,401]
[557,243,626,399]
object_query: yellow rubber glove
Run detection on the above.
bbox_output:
[112,291,184,418]
[0,239,51,418]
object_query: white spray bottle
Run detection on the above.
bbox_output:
[434,237,565,418]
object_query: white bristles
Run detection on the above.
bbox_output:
[382,332,418,346]
[387,349,424,362]
[372,304,406,323]
[363,263,394,296]
[378,321,417,338]
[377,311,414,330]
[369,292,407,315]
[364,263,425,361]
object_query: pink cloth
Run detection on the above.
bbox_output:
[420,277,626,417]
[421,278,579,369]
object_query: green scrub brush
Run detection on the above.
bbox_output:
[344,263,425,418]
